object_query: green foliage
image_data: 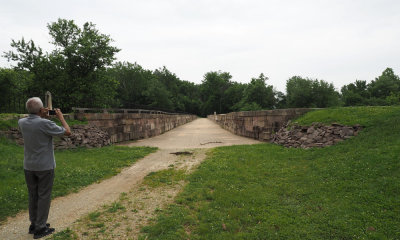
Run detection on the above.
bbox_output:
[140,106,400,239]
[368,68,400,99]
[286,76,340,108]
[3,18,120,111]
[341,80,369,106]
[108,63,201,114]
[241,73,275,109]
[0,138,156,223]
[386,92,400,105]
[200,72,278,115]
[341,68,400,107]
[200,71,232,115]
[0,68,32,113]
[223,82,247,112]
[233,73,276,111]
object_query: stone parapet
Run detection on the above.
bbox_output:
[1,111,197,148]
[208,109,313,141]
[75,112,197,143]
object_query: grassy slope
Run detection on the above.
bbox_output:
[0,138,156,223]
[141,106,400,240]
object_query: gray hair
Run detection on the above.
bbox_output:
[26,97,44,114]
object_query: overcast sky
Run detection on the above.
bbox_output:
[1,0,399,92]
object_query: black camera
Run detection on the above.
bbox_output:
[48,110,56,115]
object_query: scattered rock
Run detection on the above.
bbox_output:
[54,125,111,149]
[1,125,111,149]
[271,122,362,149]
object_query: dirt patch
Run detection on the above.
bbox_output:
[170,151,193,155]
[68,149,206,239]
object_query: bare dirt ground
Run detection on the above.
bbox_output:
[0,118,259,240]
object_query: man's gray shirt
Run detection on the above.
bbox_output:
[18,114,65,171]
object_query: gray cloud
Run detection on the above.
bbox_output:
[1,0,399,91]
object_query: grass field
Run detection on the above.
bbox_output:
[0,113,87,130]
[140,106,400,239]
[0,137,156,223]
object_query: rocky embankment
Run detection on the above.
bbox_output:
[271,122,362,148]
[2,125,111,149]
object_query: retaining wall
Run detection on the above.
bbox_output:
[75,112,197,143]
[208,109,313,141]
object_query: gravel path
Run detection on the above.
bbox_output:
[0,118,259,240]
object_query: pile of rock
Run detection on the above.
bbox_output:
[54,125,111,149]
[1,125,111,149]
[1,128,24,145]
[271,122,362,148]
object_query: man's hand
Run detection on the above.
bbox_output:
[39,108,50,118]
[55,109,71,136]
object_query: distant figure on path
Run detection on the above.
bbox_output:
[18,97,71,239]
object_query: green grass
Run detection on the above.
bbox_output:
[0,138,156,223]
[0,113,21,130]
[107,202,126,213]
[143,169,187,188]
[293,106,397,127]
[0,113,87,130]
[141,106,400,239]
[50,228,78,240]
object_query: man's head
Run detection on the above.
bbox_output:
[26,97,44,114]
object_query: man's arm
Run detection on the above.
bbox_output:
[55,109,71,136]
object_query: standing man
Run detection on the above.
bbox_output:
[18,97,71,239]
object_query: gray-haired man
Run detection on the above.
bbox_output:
[18,97,71,239]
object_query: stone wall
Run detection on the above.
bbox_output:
[208,109,313,141]
[1,112,197,149]
[74,112,197,143]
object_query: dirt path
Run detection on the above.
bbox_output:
[0,118,259,240]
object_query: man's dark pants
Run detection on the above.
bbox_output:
[24,169,54,229]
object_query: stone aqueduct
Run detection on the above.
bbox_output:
[74,108,312,143]
[2,108,314,148]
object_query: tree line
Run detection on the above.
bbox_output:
[1,19,399,116]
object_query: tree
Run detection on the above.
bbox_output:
[341,80,369,106]
[200,71,232,115]
[4,18,120,110]
[153,67,183,111]
[238,73,276,111]
[224,82,247,112]
[368,68,400,103]
[0,68,32,112]
[286,76,314,107]
[312,80,340,107]
[286,76,339,108]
